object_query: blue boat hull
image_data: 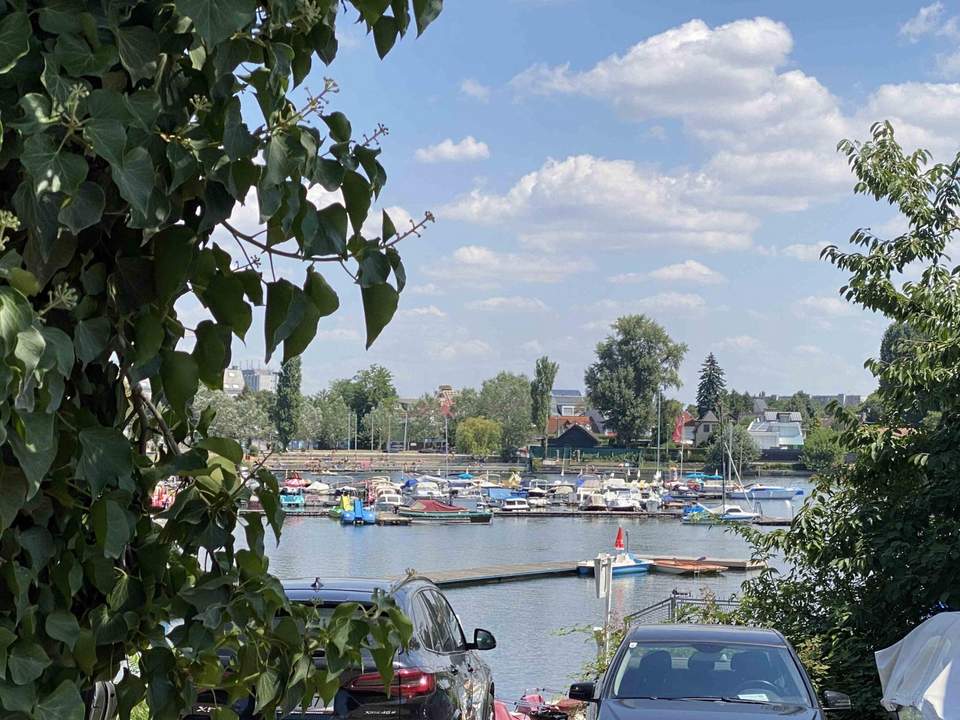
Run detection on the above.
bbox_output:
[578,562,652,576]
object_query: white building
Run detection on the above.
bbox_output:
[223,367,245,397]
[242,367,277,393]
[747,411,805,450]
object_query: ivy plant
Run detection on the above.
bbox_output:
[0,0,440,717]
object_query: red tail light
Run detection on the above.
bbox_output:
[346,668,436,699]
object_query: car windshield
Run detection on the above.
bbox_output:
[610,641,812,706]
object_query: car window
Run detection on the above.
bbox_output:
[610,641,811,706]
[413,591,452,652]
[416,590,462,653]
[428,590,466,652]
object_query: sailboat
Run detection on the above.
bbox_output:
[577,527,654,576]
[683,425,759,524]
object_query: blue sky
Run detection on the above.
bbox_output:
[215,1,960,403]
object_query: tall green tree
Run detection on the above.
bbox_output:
[196,387,275,449]
[298,390,350,448]
[530,355,559,452]
[584,315,687,444]
[331,364,397,442]
[273,357,302,449]
[723,389,756,423]
[696,353,726,418]
[658,398,684,447]
[479,371,533,454]
[738,122,960,716]
[365,396,401,449]
[406,393,444,447]
[0,1,442,716]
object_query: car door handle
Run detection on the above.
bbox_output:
[449,666,460,675]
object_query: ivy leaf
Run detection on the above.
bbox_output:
[263,130,304,186]
[58,182,105,234]
[160,351,199,416]
[133,312,164,365]
[373,15,398,58]
[303,203,347,256]
[203,272,252,338]
[154,226,196,303]
[223,98,258,160]
[176,0,257,46]
[382,210,397,242]
[197,437,243,465]
[8,641,51,685]
[53,34,118,77]
[21,134,88,196]
[7,411,56,499]
[9,94,58,135]
[283,268,340,361]
[0,472,27,533]
[77,427,133,497]
[83,118,126,168]
[0,287,32,349]
[91,498,131,560]
[355,0,391,24]
[313,159,345,191]
[37,0,86,34]
[34,679,84,720]
[74,317,111,365]
[45,611,81,649]
[323,112,351,143]
[115,25,159,85]
[412,0,443,35]
[361,283,398,349]
[254,668,280,713]
[341,171,371,235]
[112,147,155,217]
[192,320,231,388]
[40,327,74,376]
[264,280,307,363]
[0,12,30,75]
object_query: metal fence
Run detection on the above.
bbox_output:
[623,590,742,627]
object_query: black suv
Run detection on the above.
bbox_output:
[190,576,497,719]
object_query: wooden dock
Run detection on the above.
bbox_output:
[492,510,683,519]
[415,560,580,588]
[410,555,763,588]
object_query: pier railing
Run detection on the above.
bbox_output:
[624,591,742,627]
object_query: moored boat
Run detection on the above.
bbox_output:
[652,558,728,575]
[578,527,654,576]
[682,502,759,524]
[727,483,803,500]
[579,492,608,511]
[500,498,531,512]
[399,499,492,524]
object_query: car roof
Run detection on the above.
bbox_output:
[624,624,788,646]
[282,576,430,604]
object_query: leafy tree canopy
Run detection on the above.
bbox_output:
[478,371,532,454]
[530,355,558,430]
[738,122,960,716]
[0,0,442,716]
[331,363,397,419]
[455,416,501,457]
[584,315,687,445]
[801,426,844,474]
[703,423,759,476]
[297,389,350,448]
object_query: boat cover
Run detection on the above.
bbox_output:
[876,612,960,718]
[406,499,467,513]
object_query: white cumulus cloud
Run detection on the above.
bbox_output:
[649,260,726,284]
[408,283,445,296]
[466,296,548,312]
[429,338,493,360]
[900,3,946,41]
[415,136,490,163]
[423,245,582,286]
[460,78,491,101]
[398,305,447,318]
[782,243,826,262]
[443,155,756,252]
[716,335,762,351]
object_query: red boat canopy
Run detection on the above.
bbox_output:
[407,499,467,513]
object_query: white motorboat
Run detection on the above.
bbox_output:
[682,502,760,524]
[727,483,802,501]
[579,492,608,511]
[374,493,403,512]
[604,488,638,511]
[548,484,575,505]
[500,498,530,512]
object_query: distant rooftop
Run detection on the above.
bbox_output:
[551,389,584,397]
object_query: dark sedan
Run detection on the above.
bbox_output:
[189,576,497,720]
[569,624,851,719]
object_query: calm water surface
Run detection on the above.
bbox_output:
[263,477,810,700]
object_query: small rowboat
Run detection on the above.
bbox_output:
[652,558,728,575]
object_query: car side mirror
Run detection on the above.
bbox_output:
[823,690,852,711]
[569,682,597,703]
[467,628,496,651]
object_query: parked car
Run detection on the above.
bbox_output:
[569,624,851,719]
[189,576,497,719]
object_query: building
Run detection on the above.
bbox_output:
[242,367,277,393]
[547,415,592,436]
[808,393,862,408]
[550,389,587,416]
[223,367,245,397]
[747,411,805,450]
[681,411,720,447]
[553,424,600,449]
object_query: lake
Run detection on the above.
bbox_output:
[263,477,809,701]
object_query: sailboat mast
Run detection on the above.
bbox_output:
[655,388,661,474]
